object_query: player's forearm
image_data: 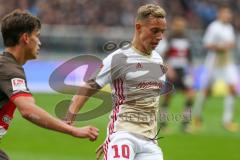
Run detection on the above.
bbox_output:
[64,95,90,123]
[14,96,74,135]
[65,83,98,122]
[205,44,221,51]
[205,42,235,52]
[69,95,89,113]
[224,42,235,50]
[21,104,74,135]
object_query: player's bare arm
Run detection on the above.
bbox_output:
[65,79,100,124]
[205,42,235,53]
[14,96,99,141]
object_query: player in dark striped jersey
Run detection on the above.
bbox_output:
[0,9,98,159]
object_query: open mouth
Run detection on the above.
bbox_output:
[151,43,158,47]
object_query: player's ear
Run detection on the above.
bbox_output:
[135,23,142,32]
[20,32,30,44]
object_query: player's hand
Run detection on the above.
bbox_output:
[71,125,99,141]
[96,143,104,160]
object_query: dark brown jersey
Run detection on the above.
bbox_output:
[0,52,32,137]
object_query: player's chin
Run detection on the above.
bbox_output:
[151,43,158,49]
[147,46,155,52]
[30,55,38,60]
[33,51,39,59]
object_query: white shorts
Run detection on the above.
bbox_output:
[103,131,163,160]
[201,53,239,88]
[210,63,239,85]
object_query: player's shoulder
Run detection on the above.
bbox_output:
[207,20,220,30]
[104,47,131,62]
[208,20,233,30]
[0,56,25,79]
[210,20,220,26]
[111,47,132,56]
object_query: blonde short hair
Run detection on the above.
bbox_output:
[136,4,166,21]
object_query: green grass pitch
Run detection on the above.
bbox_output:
[1,93,240,160]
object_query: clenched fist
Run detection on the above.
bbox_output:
[71,125,99,141]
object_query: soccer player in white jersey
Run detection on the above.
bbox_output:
[193,5,239,132]
[65,4,168,160]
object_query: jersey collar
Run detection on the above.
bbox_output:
[2,52,18,64]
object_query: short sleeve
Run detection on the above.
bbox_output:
[227,26,235,42]
[0,67,31,100]
[95,54,113,87]
[95,51,125,87]
[203,23,216,46]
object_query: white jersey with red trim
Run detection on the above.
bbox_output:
[203,20,235,66]
[95,47,166,139]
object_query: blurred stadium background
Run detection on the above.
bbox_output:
[0,0,240,160]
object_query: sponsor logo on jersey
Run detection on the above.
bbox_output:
[11,78,27,91]
[2,115,11,124]
[137,81,163,89]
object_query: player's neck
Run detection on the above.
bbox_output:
[5,47,27,65]
[131,38,152,56]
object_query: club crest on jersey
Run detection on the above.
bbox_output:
[2,115,11,124]
[160,64,167,74]
[11,78,27,91]
[136,63,143,69]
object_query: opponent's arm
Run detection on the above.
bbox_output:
[14,96,99,140]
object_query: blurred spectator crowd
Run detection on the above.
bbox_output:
[1,0,240,31]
